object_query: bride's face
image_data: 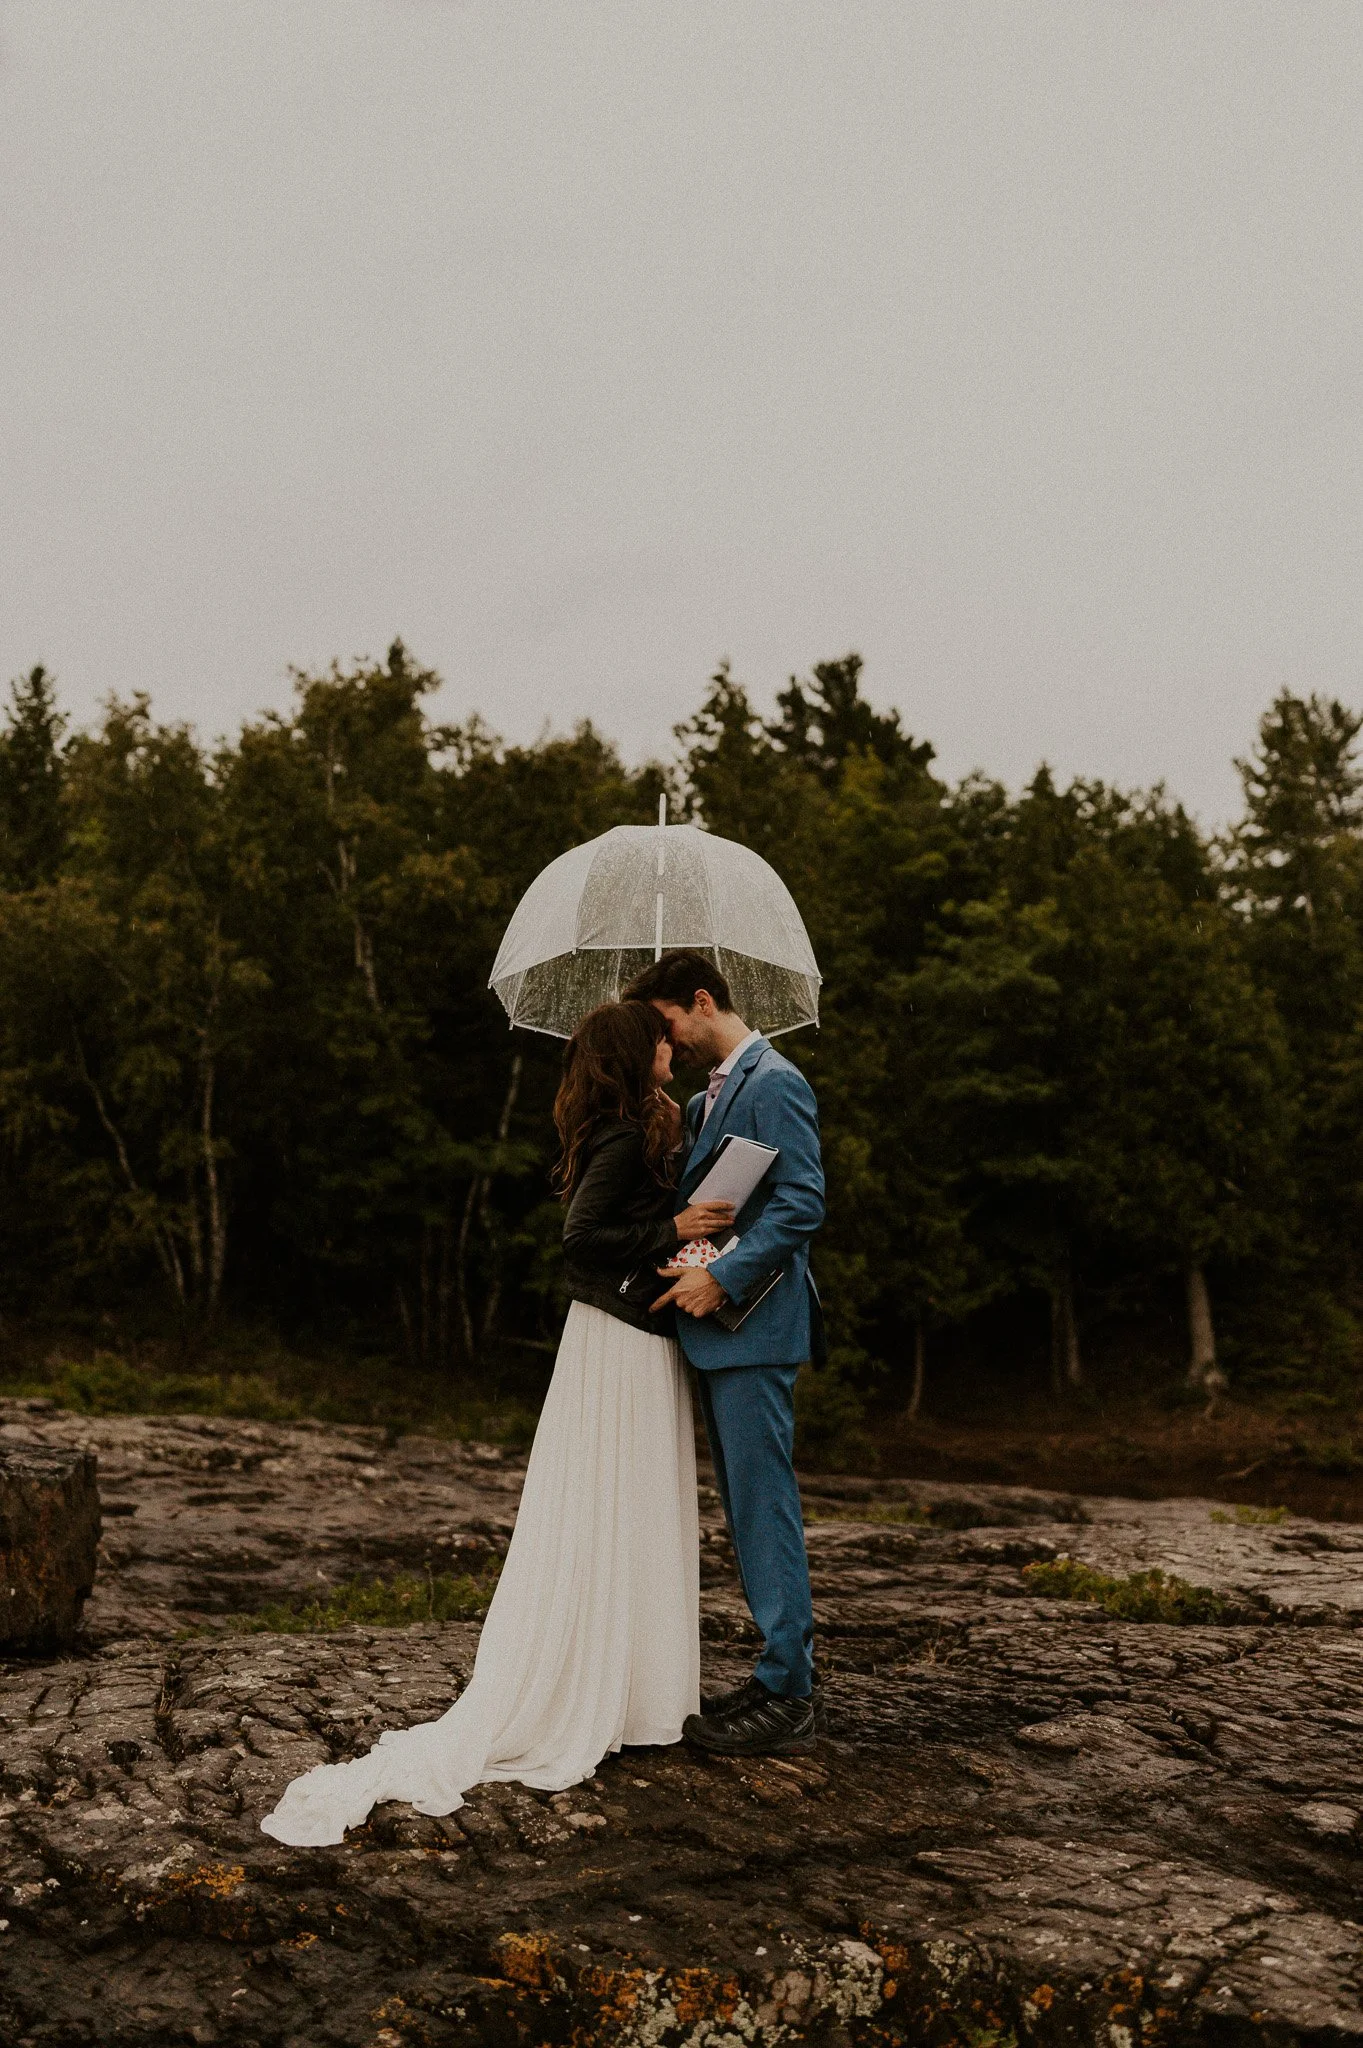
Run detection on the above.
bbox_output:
[651,1034,674,1086]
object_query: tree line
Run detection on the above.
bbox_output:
[0,644,1358,1413]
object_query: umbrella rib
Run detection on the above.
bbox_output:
[698,830,722,981]
[654,791,666,960]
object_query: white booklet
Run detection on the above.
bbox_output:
[655,1135,781,1277]
[690,1134,779,1212]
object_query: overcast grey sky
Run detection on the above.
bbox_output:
[2,2,1359,820]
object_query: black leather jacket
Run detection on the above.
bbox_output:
[562,1120,680,1333]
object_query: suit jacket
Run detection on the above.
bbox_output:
[673,1035,825,1370]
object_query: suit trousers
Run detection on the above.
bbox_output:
[694,1362,815,1699]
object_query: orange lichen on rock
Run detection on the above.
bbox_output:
[173,1863,246,1900]
[493,1929,566,1993]
[668,1965,744,2026]
[568,1965,656,2044]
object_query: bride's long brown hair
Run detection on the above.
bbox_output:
[553,1000,676,1198]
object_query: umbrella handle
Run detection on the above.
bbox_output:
[654,790,667,960]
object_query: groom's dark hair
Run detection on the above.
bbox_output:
[623,948,733,1012]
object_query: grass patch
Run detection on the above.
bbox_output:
[1210,1503,1290,1526]
[204,1568,501,1635]
[11,1351,306,1422]
[805,1502,931,1527]
[5,1346,541,1447]
[1022,1555,1235,1624]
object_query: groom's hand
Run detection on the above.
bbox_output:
[651,1267,726,1318]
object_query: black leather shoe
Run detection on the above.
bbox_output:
[701,1672,828,1734]
[684,1682,818,1757]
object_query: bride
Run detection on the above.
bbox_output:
[261,998,733,1847]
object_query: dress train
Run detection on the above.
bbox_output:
[261,1303,700,1847]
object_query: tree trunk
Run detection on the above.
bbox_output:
[455,1178,479,1363]
[1186,1262,1228,1415]
[395,1281,416,1368]
[184,1175,204,1292]
[1186,1263,1216,1384]
[352,914,381,1014]
[479,1054,524,1347]
[415,1221,429,1366]
[436,1220,452,1367]
[905,1318,925,1420]
[454,1055,524,1365]
[73,1030,187,1313]
[1049,1263,1083,1393]
[201,1050,226,1322]
[333,836,382,1015]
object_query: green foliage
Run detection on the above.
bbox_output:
[1022,1556,1235,1624]
[1291,1435,1363,1475]
[0,666,67,887]
[211,1568,500,1634]
[793,1352,879,1472]
[1209,1504,1290,1526]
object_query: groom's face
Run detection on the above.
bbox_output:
[649,994,722,1067]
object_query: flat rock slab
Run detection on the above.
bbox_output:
[0,1442,99,1653]
[2,1404,1363,2045]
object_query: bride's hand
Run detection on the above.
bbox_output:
[674,1200,736,1241]
[655,1090,682,1134]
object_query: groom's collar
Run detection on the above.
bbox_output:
[709,1026,762,1085]
[683,1033,770,1177]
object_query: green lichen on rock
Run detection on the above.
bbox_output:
[1021,1555,1236,1624]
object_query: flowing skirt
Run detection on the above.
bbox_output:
[260,1303,700,1847]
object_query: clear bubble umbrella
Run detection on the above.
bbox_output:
[489,800,821,1038]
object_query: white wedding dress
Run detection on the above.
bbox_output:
[261,1302,700,1846]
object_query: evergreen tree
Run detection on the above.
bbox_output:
[771,654,933,788]
[1228,692,1363,1365]
[0,666,67,887]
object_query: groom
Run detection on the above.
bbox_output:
[625,948,825,1757]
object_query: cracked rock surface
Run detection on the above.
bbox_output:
[2,1400,1362,2045]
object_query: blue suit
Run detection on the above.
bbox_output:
[673,1036,825,1699]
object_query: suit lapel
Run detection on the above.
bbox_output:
[680,1037,768,1190]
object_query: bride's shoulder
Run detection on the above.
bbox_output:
[584,1115,642,1152]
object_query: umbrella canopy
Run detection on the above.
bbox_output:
[489,816,821,1038]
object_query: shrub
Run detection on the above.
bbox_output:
[1292,1435,1363,1476]
[794,1350,877,1472]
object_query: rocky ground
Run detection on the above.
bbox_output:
[2,1399,1363,2046]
